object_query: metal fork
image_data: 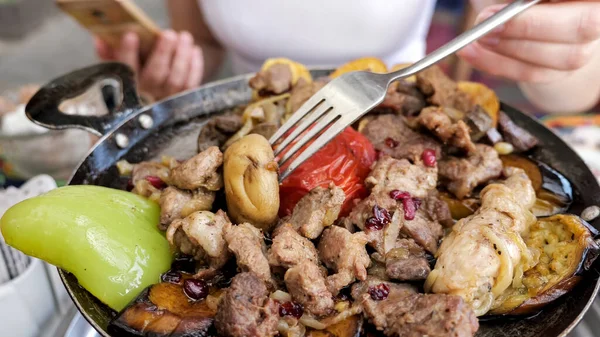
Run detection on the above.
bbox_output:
[270,0,542,181]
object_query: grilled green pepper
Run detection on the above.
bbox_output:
[0,185,173,311]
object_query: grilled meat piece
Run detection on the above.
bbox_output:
[284,261,335,316]
[225,223,272,286]
[268,223,320,269]
[286,184,345,239]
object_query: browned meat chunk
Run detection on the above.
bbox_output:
[366,156,437,199]
[287,78,327,113]
[166,210,232,269]
[464,105,494,142]
[378,81,426,117]
[385,239,430,281]
[267,223,320,269]
[197,114,243,152]
[215,272,279,337]
[284,261,334,316]
[439,144,503,199]
[159,187,215,230]
[131,162,170,185]
[225,223,272,286]
[318,226,370,295]
[170,146,223,191]
[423,194,454,228]
[498,111,539,152]
[416,65,472,112]
[418,107,476,153]
[287,184,345,239]
[361,114,441,162]
[400,208,443,254]
[249,63,294,95]
[352,278,478,337]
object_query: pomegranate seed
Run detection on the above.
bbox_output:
[421,149,437,167]
[126,179,134,191]
[385,138,399,148]
[183,279,209,300]
[161,270,182,284]
[145,176,167,189]
[389,190,411,200]
[413,198,422,211]
[368,283,390,301]
[402,198,416,221]
[279,301,304,318]
[373,205,391,225]
[365,217,384,230]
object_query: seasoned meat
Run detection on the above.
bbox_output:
[318,226,371,295]
[249,63,293,95]
[287,184,345,239]
[379,81,426,116]
[418,107,476,154]
[131,162,170,185]
[365,156,437,199]
[225,223,272,286]
[287,78,327,113]
[361,114,441,162]
[250,122,279,139]
[427,168,537,316]
[215,272,279,337]
[197,114,243,152]
[170,146,223,191]
[268,223,320,269]
[166,210,232,269]
[438,144,503,199]
[423,194,454,228]
[385,239,431,281]
[416,65,472,112]
[352,278,478,337]
[401,208,443,254]
[284,261,335,316]
[159,187,216,230]
[497,111,539,152]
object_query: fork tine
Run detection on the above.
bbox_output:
[279,117,348,181]
[278,110,340,167]
[273,102,332,157]
[269,94,326,145]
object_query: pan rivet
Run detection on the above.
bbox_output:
[138,115,154,129]
[115,133,129,149]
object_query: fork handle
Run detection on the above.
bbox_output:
[389,0,543,82]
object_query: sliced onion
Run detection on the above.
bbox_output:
[270,290,292,302]
[424,269,439,293]
[299,315,328,330]
[206,291,224,312]
[116,160,134,176]
[481,226,514,299]
[383,211,402,254]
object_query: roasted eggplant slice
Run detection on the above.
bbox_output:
[306,315,363,337]
[108,279,217,337]
[490,214,599,315]
[438,191,480,220]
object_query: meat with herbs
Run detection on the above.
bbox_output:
[131,162,170,185]
[286,184,345,239]
[423,194,454,228]
[267,223,320,269]
[215,272,279,337]
[318,225,371,295]
[249,63,293,95]
[197,114,243,152]
[169,146,223,191]
[166,210,232,270]
[352,277,479,337]
[365,156,437,199]
[418,107,476,154]
[159,187,215,230]
[438,144,503,199]
[361,114,441,162]
[385,239,431,281]
[284,261,335,316]
[416,65,472,112]
[400,208,443,254]
[224,223,272,286]
[497,111,539,152]
[287,78,327,113]
[378,81,426,116]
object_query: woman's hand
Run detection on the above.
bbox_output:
[95,30,204,100]
[459,1,600,83]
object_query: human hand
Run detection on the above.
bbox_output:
[95,30,203,100]
[459,1,600,83]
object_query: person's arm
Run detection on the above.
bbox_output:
[461,1,600,114]
[166,0,225,82]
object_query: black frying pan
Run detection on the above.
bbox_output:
[26,63,600,337]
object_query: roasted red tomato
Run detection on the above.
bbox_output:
[278,127,376,217]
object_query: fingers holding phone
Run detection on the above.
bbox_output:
[95,30,204,100]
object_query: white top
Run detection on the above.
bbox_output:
[198,0,437,75]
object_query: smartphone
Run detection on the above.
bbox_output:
[56,0,160,60]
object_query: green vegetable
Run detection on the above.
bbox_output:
[0,185,173,311]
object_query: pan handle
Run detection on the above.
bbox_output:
[25,62,142,137]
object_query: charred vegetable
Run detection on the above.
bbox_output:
[108,276,219,337]
[306,315,362,337]
[490,214,599,315]
[497,111,539,153]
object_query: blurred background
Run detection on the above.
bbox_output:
[0,0,598,336]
